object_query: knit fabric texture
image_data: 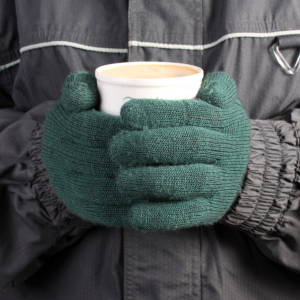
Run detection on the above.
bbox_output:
[42,71,251,231]
[110,72,251,231]
[42,72,131,226]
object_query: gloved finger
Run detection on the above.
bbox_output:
[60,71,99,113]
[116,164,222,200]
[120,98,225,129]
[110,126,232,167]
[48,145,115,171]
[70,178,132,205]
[129,198,215,231]
[198,72,237,109]
[67,200,132,227]
[92,204,132,227]
[59,110,124,146]
[50,169,133,206]
[46,108,122,146]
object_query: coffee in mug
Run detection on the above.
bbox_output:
[99,64,199,79]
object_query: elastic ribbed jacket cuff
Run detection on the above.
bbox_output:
[223,119,299,236]
[30,123,94,228]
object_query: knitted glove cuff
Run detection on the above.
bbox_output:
[31,123,94,228]
[222,119,299,236]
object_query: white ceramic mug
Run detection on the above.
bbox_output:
[95,61,204,116]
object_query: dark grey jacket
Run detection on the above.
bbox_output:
[1,1,300,299]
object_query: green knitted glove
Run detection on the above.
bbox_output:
[110,72,251,231]
[42,71,130,226]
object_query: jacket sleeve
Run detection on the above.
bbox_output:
[222,108,300,273]
[0,102,93,294]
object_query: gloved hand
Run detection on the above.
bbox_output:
[42,71,131,226]
[110,72,251,231]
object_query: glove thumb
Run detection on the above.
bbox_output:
[198,72,237,109]
[60,71,99,112]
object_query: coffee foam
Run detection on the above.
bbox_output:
[100,64,199,79]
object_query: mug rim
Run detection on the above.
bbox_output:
[95,61,204,87]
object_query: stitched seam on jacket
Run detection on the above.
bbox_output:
[0,59,20,72]
[2,30,300,73]
[20,41,128,54]
[128,30,300,50]
[0,42,128,73]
